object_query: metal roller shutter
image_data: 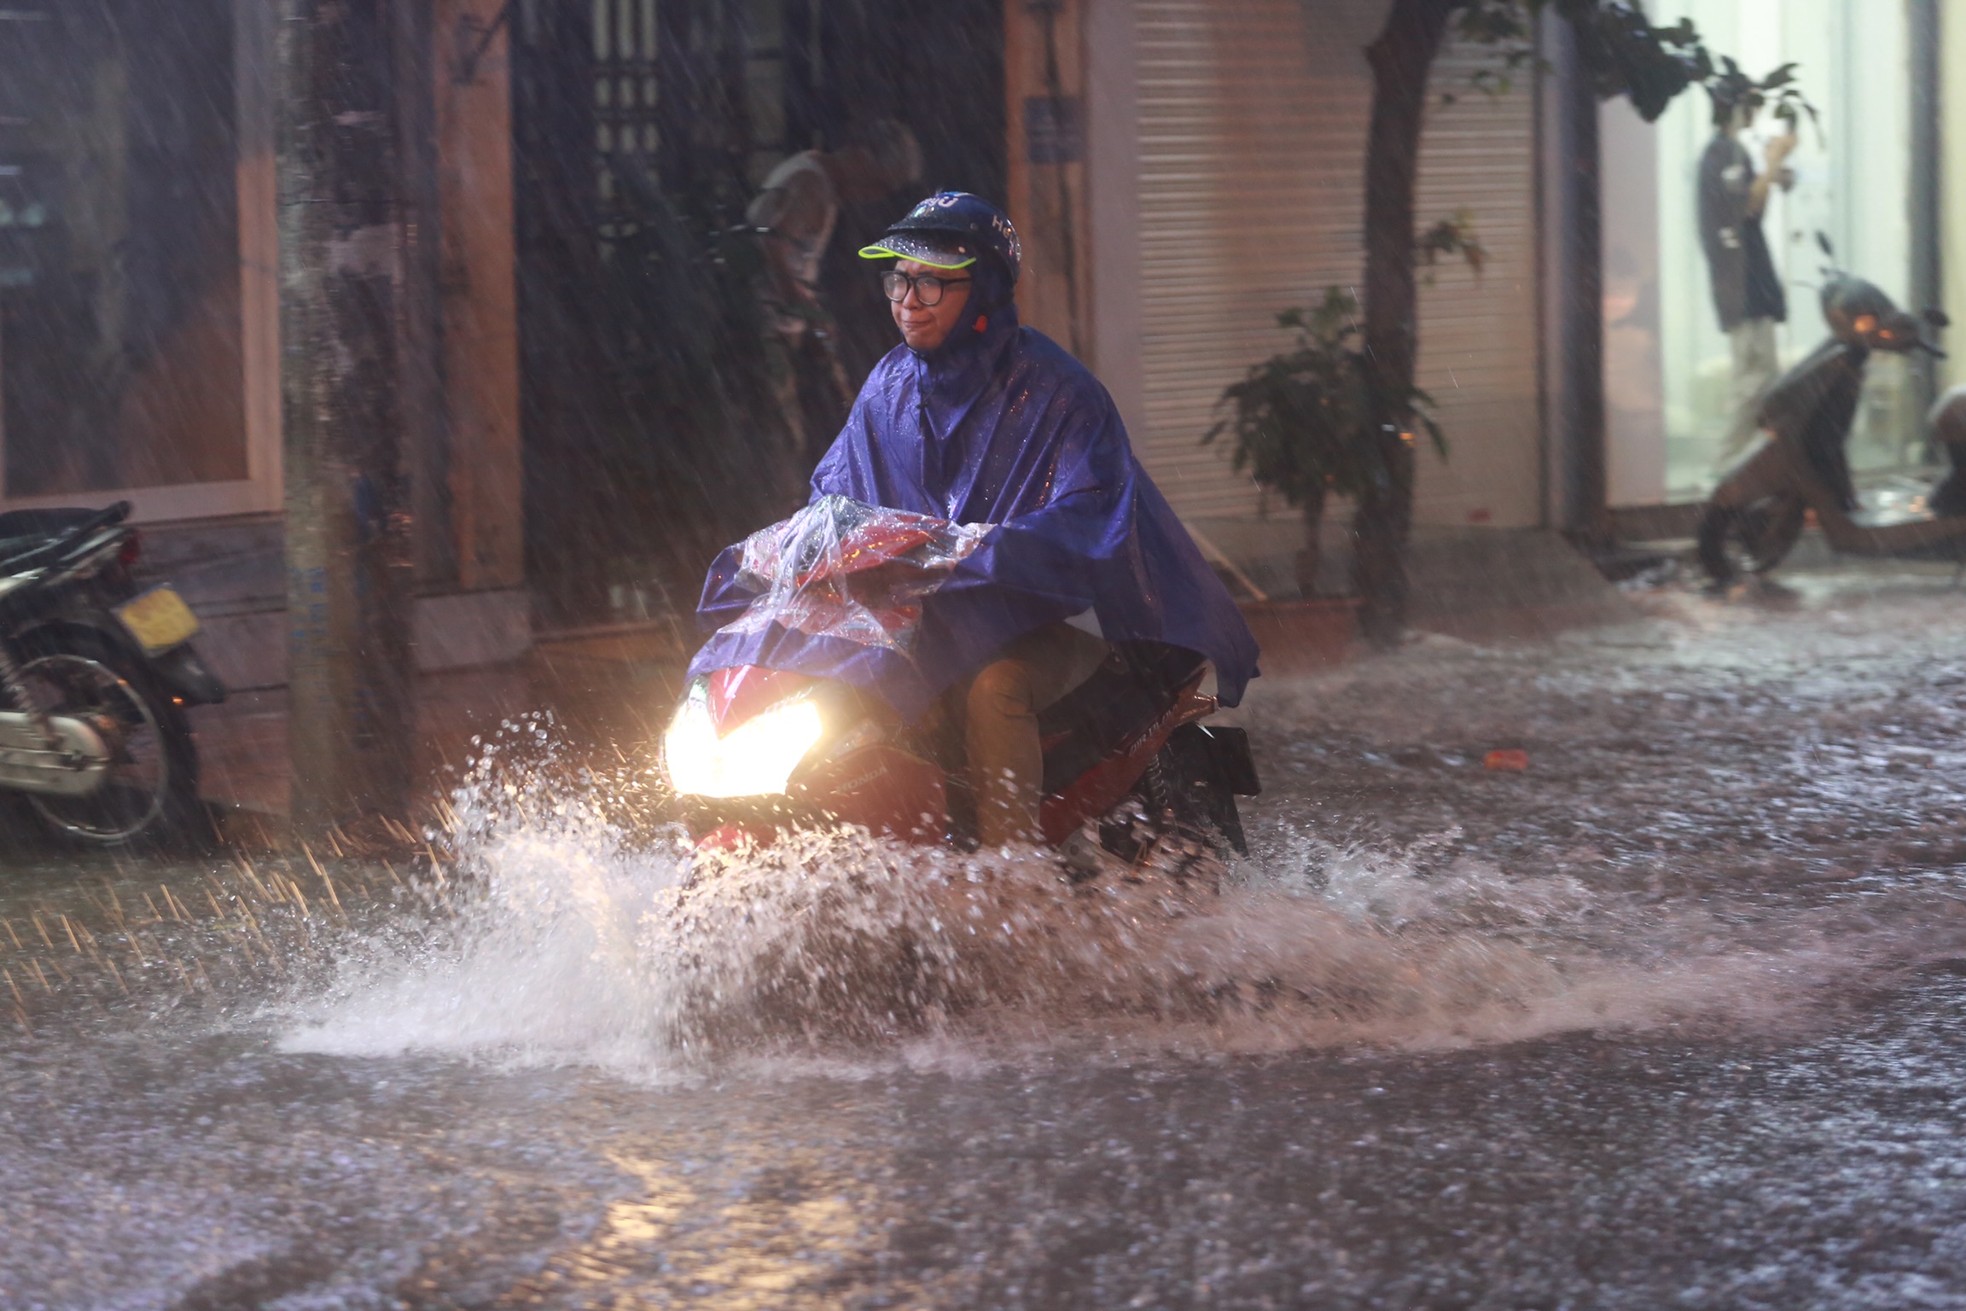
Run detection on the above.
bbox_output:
[1410,41,1543,527]
[1133,1,1542,528]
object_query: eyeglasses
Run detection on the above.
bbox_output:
[881,270,971,307]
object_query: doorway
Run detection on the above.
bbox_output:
[510,0,1006,625]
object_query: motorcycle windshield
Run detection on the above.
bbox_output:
[689,496,991,709]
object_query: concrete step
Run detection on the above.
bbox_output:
[136,518,530,691]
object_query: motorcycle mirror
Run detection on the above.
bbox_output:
[1925,308,1951,329]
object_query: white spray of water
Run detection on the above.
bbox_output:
[278,736,1963,1081]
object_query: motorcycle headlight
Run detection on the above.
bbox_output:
[663,691,825,799]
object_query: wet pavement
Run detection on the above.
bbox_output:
[5,563,1966,1309]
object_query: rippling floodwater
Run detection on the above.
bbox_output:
[5,567,1966,1309]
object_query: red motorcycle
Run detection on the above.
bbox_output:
[663,498,1260,872]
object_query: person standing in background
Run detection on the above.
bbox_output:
[1699,81,1798,470]
[747,119,923,499]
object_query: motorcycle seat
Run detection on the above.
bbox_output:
[0,508,100,540]
[0,505,128,574]
[0,535,50,572]
[1037,641,1208,793]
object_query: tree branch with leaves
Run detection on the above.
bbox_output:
[1211,0,1814,644]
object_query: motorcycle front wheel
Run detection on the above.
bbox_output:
[1695,496,1806,586]
[9,631,205,847]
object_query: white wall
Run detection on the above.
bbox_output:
[1601,100,1666,507]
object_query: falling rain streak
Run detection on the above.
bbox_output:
[4,571,1966,1306]
[3,0,1966,1306]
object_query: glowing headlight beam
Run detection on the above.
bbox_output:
[664,696,824,798]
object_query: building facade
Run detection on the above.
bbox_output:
[7,0,1947,670]
[1014,1,1544,536]
[1017,0,1950,549]
[0,0,526,689]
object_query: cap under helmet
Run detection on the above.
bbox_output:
[859,191,1022,285]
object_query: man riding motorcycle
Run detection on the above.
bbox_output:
[690,192,1260,860]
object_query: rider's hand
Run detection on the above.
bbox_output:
[1766,132,1798,167]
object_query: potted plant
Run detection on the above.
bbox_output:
[1205,286,1445,598]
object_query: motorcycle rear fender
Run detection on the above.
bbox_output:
[1039,675,1215,846]
[149,643,228,706]
[9,615,227,707]
[1712,439,1805,508]
[1185,724,1261,796]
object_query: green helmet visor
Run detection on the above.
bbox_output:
[857,231,979,271]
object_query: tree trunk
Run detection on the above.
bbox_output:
[1295,489,1328,598]
[1545,14,1610,544]
[278,0,425,833]
[1355,0,1456,648]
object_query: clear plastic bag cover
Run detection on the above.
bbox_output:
[714,494,990,654]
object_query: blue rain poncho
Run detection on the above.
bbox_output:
[691,303,1260,721]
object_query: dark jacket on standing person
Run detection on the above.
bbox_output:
[1698,134,1788,332]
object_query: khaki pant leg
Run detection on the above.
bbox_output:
[965,622,1109,847]
[1718,318,1781,467]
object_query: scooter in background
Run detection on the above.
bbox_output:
[1697,248,1956,586]
[0,501,226,846]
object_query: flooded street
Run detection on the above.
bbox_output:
[7,567,1966,1309]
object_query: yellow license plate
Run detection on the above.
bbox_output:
[116,586,201,654]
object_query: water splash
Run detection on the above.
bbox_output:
[276,726,1966,1080]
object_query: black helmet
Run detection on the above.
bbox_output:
[858,191,1022,285]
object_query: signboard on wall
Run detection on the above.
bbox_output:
[1024,95,1084,164]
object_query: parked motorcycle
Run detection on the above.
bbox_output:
[1697,245,1955,586]
[0,501,226,845]
[662,497,1260,877]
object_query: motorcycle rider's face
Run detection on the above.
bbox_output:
[891,258,972,352]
